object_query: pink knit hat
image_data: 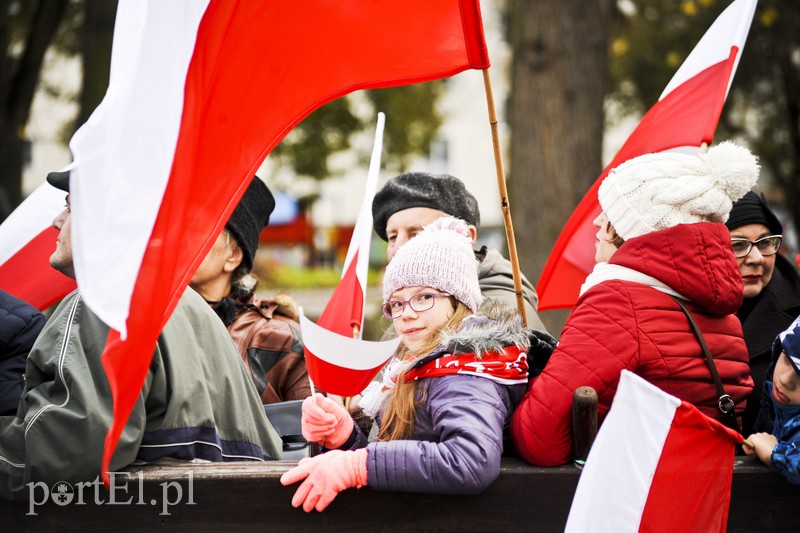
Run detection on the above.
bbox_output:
[382,217,483,313]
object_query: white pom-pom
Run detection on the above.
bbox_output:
[423,216,472,239]
[704,141,759,202]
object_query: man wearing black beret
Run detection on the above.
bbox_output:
[372,171,545,330]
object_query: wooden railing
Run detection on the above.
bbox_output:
[1,459,796,531]
[3,387,798,531]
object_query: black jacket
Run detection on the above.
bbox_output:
[738,254,800,435]
[0,290,45,415]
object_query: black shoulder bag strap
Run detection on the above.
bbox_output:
[670,295,742,435]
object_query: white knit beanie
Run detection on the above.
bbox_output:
[382,217,483,313]
[598,141,759,240]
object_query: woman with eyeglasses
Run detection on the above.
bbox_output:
[281,217,530,512]
[512,142,756,467]
[726,191,800,435]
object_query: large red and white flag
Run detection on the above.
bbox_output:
[316,113,385,339]
[300,309,400,397]
[64,0,490,480]
[566,371,740,533]
[0,181,76,309]
[537,0,757,310]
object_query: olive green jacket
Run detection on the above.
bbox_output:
[0,288,282,500]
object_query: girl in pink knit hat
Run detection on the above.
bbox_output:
[281,217,532,511]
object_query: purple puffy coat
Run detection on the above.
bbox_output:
[343,305,527,495]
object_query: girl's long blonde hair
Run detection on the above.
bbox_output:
[378,300,473,441]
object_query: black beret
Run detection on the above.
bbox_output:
[725,191,782,235]
[371,172,480,241]
[226,177,275,271]
[46,170,71,192]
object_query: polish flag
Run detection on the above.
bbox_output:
[537,0,757,310]
[566,371,740,533]
[300,309,401,397]
[316,113,386,339]
[63,0,490,480]
[0,182,76,309]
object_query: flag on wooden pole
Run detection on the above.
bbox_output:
[537,0,757,310]
[61,0,491,482]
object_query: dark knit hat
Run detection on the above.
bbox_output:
[371,172,480,241]
[725,191,782,235]
[46,170,71,192]
[226,177,275,271]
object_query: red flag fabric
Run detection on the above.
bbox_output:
[566,371,740,533]
[537,0,757,310]
[0,182,76,309]
[63,0,490,481]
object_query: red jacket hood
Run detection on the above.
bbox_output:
[610,222,743,316]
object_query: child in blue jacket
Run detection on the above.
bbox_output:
[745,315,800,484]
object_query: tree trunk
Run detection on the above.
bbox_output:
[506,0,611,333]
[0,0,68,217]
[75,0,117,133]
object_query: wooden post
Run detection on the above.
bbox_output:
[572,386,598,464]
[482,68,528,328]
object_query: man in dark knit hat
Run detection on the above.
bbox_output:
[372,171,545,330]
[190,176,310,404]
[726,190,800,435]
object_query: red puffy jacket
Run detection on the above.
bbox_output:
[512,223,753,466]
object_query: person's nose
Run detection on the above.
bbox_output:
[398,302,418,320]
[53,209,68,230]
[592,214,602,229]
[744,245,765,265]
[777,364,796,392]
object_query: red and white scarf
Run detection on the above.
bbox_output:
[404,345,529,385]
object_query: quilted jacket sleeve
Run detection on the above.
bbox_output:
[511,282,640,466]
[365,375,512,495]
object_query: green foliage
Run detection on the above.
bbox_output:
[609,0,722,114]
[609,0,800,228]
[366,82,445,170]
[269,82,445,181]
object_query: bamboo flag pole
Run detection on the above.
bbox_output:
[482,68,528,329]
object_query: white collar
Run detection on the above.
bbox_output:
[579,262,687,300]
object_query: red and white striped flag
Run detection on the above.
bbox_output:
[0,181,76,309]
[316,113,385,339]
[537,0,757,310]
[566,371,741,533]
[63,0,491,481]
[300,309,400,397]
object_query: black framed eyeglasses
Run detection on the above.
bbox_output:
[730,235,782,259]
[381,292,451,320]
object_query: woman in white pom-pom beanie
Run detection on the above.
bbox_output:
[281,217,534,511]
[512,142,757,467]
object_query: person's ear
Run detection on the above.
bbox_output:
[223,244,244,273]
[467,225,478,244]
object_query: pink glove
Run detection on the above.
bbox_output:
[280,449,368,512]
[301,393,354,448]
